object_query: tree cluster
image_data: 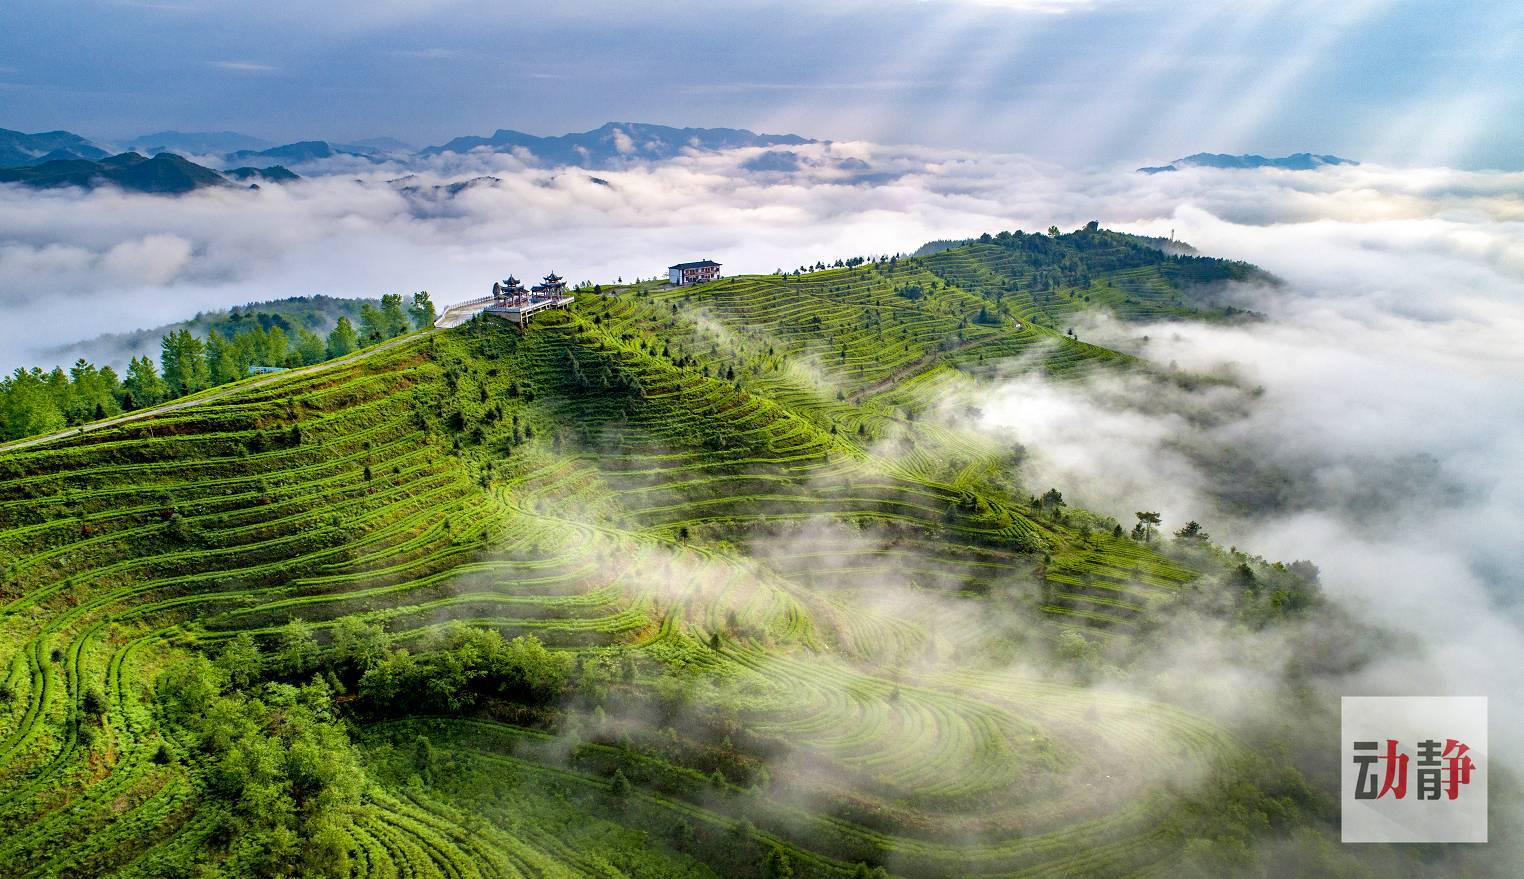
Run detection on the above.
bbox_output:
[358,623,572,714]
[155,656,364,878]
[0,292,436,441]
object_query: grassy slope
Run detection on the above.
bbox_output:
[0,234,1303,878]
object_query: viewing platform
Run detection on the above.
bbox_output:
[435,272,576,329]
[483,293,575,327]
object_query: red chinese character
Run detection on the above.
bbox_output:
[1442,739,1475,800]
[1379,739,1409,799]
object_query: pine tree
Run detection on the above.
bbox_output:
[763,847,794,879]
[296,329,327,365]
[123,356,165,408]
[327,317,359,358]
[359,303,386,343]
[273,618,317,678]
[217,632,262,689]
[264,326,290,366]
[205,334,237,385]
[81,687,105,720]
[408,291,437,330]
[160,330,208,397]
[413,735,437,783]
[380,294,410,337]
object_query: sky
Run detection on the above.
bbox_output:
[2,0,1522,170]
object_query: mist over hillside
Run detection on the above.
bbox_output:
[0,132,1519,877]
[4,142,1517,736]
[41,294,378,369]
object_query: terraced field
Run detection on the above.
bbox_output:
[0,233,1327,878]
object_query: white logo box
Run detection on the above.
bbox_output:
[1341,696,1487,843]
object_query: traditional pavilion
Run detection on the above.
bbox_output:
[531,272,567,297]
[484,271,575,328]
[492,275,528,306]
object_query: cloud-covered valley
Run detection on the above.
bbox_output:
[3,142,1521,769]
[2,142,1520,362]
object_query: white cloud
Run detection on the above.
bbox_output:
[1,144,1519,365]
[99,233,194,285]
[964,195,1524,763]
[391,47,462,60]
[211,60,279,72]
[916,0,1111,11]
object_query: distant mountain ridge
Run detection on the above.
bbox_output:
[346,136,416,153]
[421,122,815,167]
[225,139,384,166]
[225,165,301,184]
[2,121,821,192]
[0,128,109,166]
[1139,152,1358,173]
[0,152,233,193]
[125,130,275,156]
[219,124,808,169]
[5,121,817,174]
[0,150,298,193]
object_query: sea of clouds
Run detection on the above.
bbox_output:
[1,140,1520,772]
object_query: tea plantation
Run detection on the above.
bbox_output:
[0,230,1346,878]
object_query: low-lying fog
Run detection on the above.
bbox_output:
[3,141,1519,767]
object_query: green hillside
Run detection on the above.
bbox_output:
[42,294,380,369]
[0,231,1358,878]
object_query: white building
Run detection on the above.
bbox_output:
[668,260,722,286]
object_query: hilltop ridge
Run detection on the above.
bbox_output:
[1139,151,1358,173]
[420,121,815,166]
[0,121,819,192]
[0,151,233,193]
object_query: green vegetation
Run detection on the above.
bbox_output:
[48,294,378,363]
[0,292,435,440]
[0,230,1378,877]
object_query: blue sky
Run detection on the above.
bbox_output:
[1,0,1521,168]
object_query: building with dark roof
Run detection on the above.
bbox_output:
[486,271,574,328]
[531,272,567,296]
[492,275,528,306]
[668,260,722,286]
